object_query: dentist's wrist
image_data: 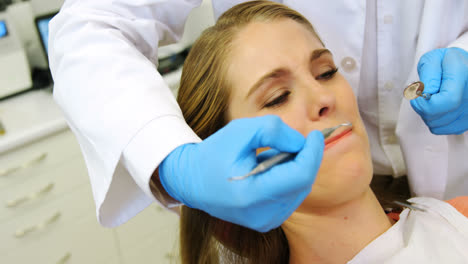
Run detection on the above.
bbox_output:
[158,143,197,208]
[149,168,183,208]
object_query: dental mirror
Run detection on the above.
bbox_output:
[403,81,431,100]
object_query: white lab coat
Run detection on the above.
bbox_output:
[49,0,468,228]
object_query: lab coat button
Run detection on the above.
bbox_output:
[384,15,393,24]
[341,57,356,72]
[384,82,394,91]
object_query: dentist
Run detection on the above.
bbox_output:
[49,0,468,232]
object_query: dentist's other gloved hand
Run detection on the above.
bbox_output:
[411,47,468,135]
[159,115,324,232]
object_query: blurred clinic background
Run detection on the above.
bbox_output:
[0,0,215,263]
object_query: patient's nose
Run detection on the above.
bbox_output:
[306,84,336,121]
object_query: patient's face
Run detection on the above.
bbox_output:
[226,19,373,210]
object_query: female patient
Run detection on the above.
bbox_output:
[175,1,468,263]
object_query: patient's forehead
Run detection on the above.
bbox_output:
[229,19,322,59]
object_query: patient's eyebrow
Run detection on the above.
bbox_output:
[245,69,290,99]
[245,48,332,99]
[310,48,332,61]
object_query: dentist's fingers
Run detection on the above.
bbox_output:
[249,115,306,153]
[412,48,468,134]
[255,130,324,198]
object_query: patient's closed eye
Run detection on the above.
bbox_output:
[262,66,338,109]
[264,90,291,108]
[316,67,338,80]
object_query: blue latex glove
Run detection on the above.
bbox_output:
[411,47,468,135]
[159,115,324,232]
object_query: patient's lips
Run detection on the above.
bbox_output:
[324,126,353,148]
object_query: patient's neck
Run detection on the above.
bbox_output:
[283,188,393,264]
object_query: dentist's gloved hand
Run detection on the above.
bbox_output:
[411,47,468,135]
[159,115,324,232]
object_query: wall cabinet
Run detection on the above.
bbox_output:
[0,129,180,264]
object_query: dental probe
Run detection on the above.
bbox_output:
[228,122,353,181]
[393,200,426,212]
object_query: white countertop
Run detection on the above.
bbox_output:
[0,88,68,154]
[0,67,182,155]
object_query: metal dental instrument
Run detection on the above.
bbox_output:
[393,200,426,212]
[228,122,353,181]
[403,81,432,100]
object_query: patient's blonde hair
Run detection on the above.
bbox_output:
[176,1,322,264]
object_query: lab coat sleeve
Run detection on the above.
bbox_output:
[445,23,468,198]
[49,0,202,227]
